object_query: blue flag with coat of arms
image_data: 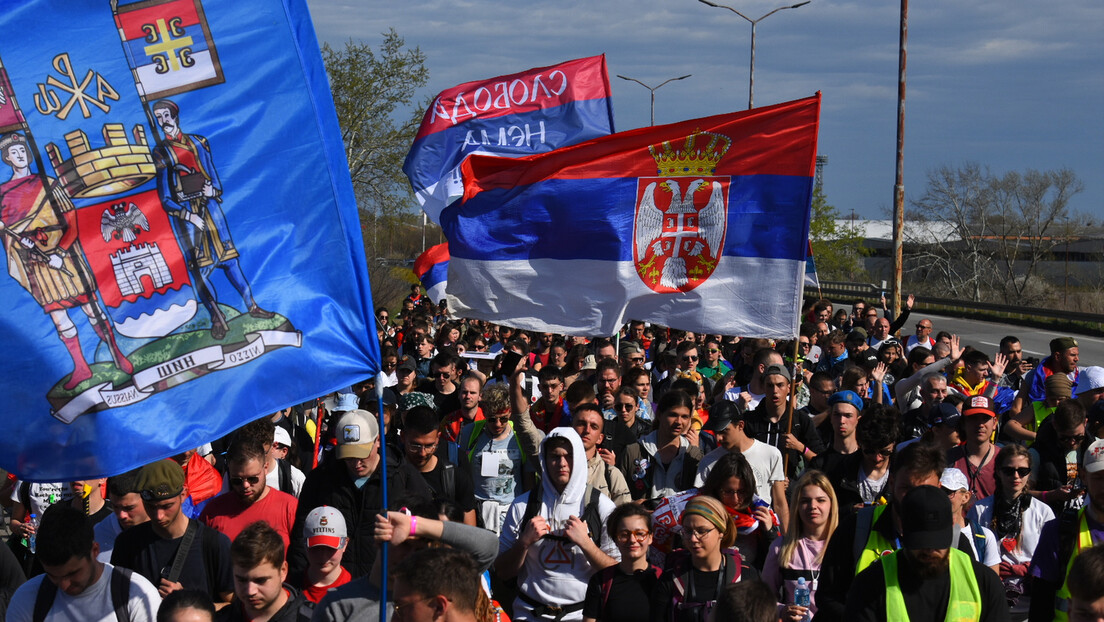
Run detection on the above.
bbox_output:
[0,0,378,481]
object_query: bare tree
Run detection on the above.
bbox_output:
[907,163,996,302]
[989,168,1084,302]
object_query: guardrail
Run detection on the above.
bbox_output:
[807,281,1104,333]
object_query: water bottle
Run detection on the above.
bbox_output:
[27,513,39,554]
[794,576,811,621]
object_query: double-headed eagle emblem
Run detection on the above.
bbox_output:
[100,201,149,243]
[633,130,731,292]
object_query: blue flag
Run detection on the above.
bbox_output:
[0,0,377,481]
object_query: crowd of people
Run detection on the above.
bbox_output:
[3,285,1104,622]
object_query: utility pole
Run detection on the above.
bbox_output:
[891,0,908,316]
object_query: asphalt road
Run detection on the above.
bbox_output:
[847,306,1104,366]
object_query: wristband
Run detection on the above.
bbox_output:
[803,446,810,456]
[409,516,418,537]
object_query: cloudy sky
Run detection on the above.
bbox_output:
[305,0,1103,220]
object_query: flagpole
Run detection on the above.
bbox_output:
[375,373,389,622]
[783,335,801,477]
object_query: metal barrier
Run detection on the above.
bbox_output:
[807,281,1104,328]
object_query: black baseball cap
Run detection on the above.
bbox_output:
[901,485,954,550]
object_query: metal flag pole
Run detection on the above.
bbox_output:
[782,335,801,477]
[375,373,389,622]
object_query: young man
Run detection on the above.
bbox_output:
[695,400,786,519]
[813,331,849,381]
[200,440,298,549]
[618,392,704,505]
[843,486,1007,622]
[441,376,485,449]
[300,506,351,604]
[529,366,568,433]
[948,350,1005,399]
[941,468,1000,573]
[220,522,310,622]
[402,406,477,525]
[418,351,461,415]
[459,384,530,534]
[594,359,622,419]
[110,460,233,604]
[7,504,161,622]
[392,548,481,622]
[289,409,432,580]
[614,385,650,440]
[1031,400,1090,514]
[267,427,305,498]
[1007,336,1081,439]
[744,363,824,479]
[946,396,1001,506]
[496,429,619,622]
[810,391,864,464]
[94,469,150,563]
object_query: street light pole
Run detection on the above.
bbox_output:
[698,0,811,109]
[616,74,692,126]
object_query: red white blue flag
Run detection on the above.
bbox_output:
[413,243,449,305]
[403,55,615,225]
[445,95,821,338]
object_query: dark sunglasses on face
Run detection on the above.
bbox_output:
[1059,434,1085,443]
[863,447,893,457]
[1000,466,1031,478]
[229,475,261,487]
[615,402,635,411]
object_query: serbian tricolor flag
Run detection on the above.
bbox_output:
[443,94,820,338]
[414,243,450,304]
[804,240,820,289]
[403,55,615,225]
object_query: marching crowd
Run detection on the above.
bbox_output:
[4,285,1104,622]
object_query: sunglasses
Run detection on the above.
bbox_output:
[1000,467,1031,478]
[1058,434,1086,443]
[615,529,651,542]
[707,348,721,354]
[433,371,452,378]
[862,447,894,457]
[487,415,511,423]
[229,475,261,487]
[681,355,699,361]
[615,402,635,411]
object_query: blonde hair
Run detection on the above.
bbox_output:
[682,494,737,549]
[780,470,838,568]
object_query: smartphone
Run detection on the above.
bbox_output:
[499,351,524,378]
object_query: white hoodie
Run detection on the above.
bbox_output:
[498,427,620,621]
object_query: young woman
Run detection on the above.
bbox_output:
[971,443,1055,619]
[564,343,591,387]
[583,504,662,622]
[652,495,758,622]
[699,452,779,569]
[761,471,839,622]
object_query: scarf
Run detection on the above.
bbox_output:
[991,487,1030,540]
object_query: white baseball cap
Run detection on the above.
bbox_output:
[1085,439,1104,474]
[335,409,380,459]
[940,467,969,492]
[304,506,347,548]
[273,426,291,448]
[1081,367,1104,393]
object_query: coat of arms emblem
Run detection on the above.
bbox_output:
[633,130,731,293]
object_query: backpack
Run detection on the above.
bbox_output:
[519,484,604,549]
[33,566,134,622]
[667,548,743,622]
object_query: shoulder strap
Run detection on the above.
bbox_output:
[967,520,987,562]
[520,485,543,531]
[852,505,876,566]
[599,564,619,612]
[167,519,199,584]
[442,463,456,502]
[32,577,57,622]
[277,459,292,494]
[111,566,134,622]
[580,486,604,548]
[465,420,487,462]
[723,549,743,584]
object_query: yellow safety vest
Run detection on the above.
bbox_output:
[884,548,982,622]
[855,504,898,575]
[1054,508,1094,622]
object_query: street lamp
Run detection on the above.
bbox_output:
[616,74,692,126]
[698,0,811,109]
